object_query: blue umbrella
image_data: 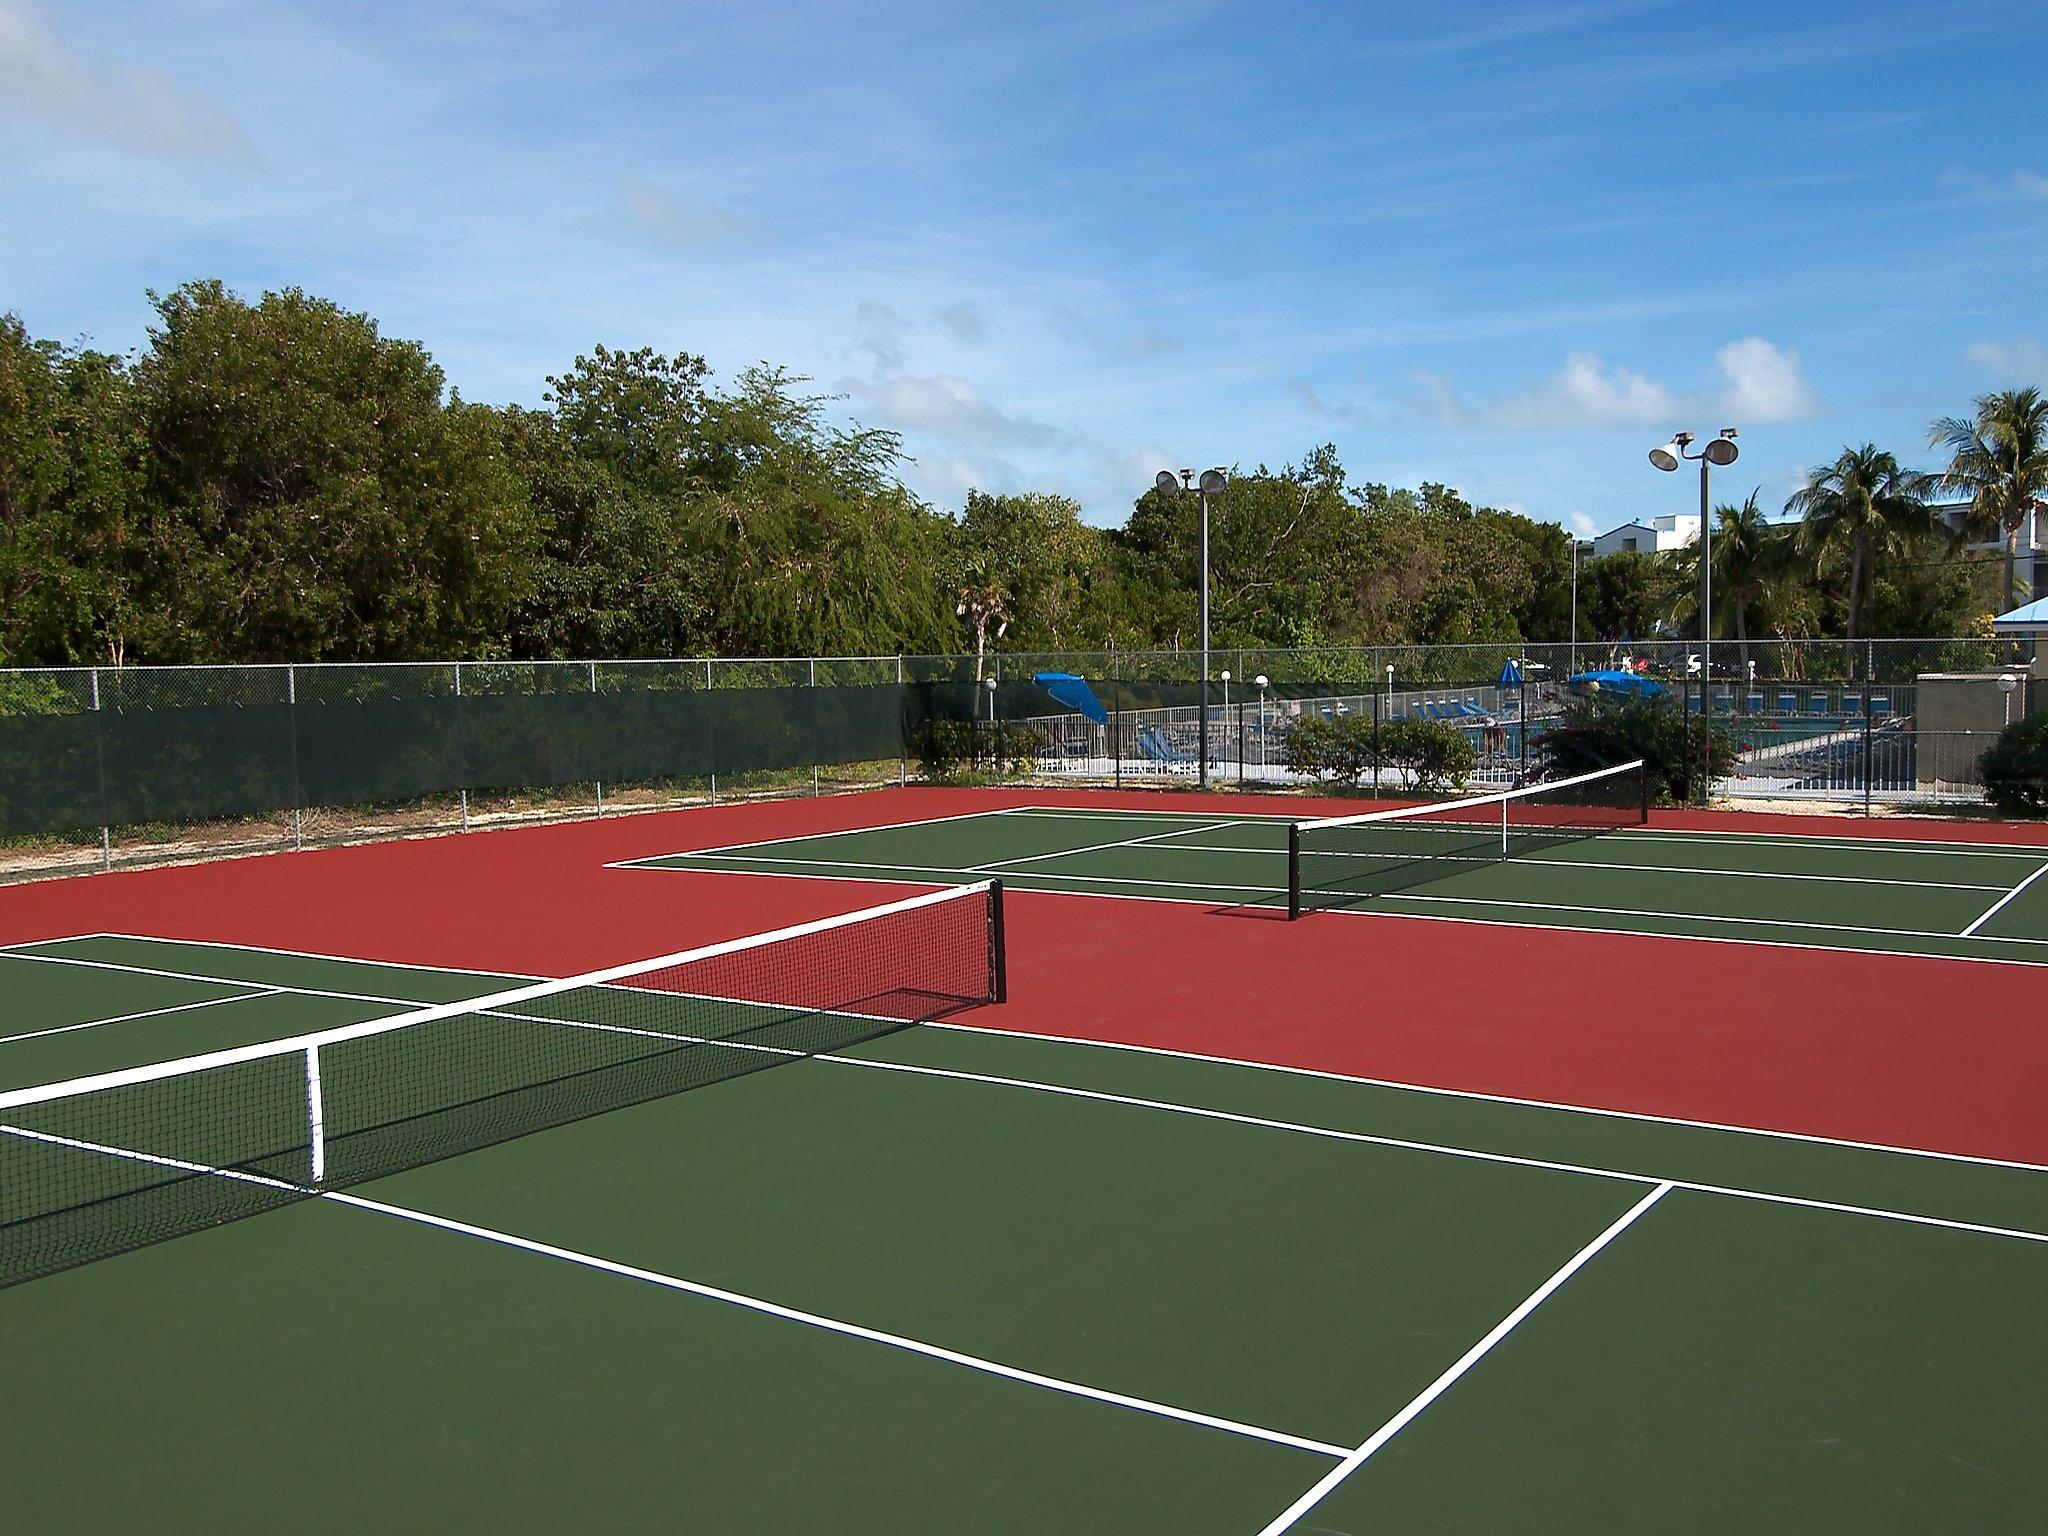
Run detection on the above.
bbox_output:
[1033,672,1109,724]
[1569,669,1665,697]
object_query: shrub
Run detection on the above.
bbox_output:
[1980,713,2048,817]
[1283,714,1376,784]
[1380,718,1476,795]
[1540,696,1740,804]
[1281,713,1475,794]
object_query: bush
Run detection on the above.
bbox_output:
[1283,714,1376,784]
[920,718,1038,779]
[1381,718,1476,795]
[1540,696,1740,804]
[1980,714,2048,817]
[1281,713,1475,794]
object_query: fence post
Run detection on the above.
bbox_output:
[287,664,303,850]
[897,655,907,787]
[1236,699,1245,789]
[1863,640,1874,818]
[1372,690,1381,797]
[454,660,469,831]
[90,666,111,872]
[706,657,717,805]
[590,661,603,818]
[1113,673,1123,789]
[808,658,820,795]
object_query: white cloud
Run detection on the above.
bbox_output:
[0,0,256,166]
[1568,511,1597,535]
[859,373,1070,453]
[613,175,760,250]
[2011,170,2048,201]
[1053,307,1182,361]
[934,301,988,346]
[1713,337,1817,423]
[1965,337,2048,379]
[1425,337,1817,431]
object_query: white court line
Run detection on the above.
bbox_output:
[1961,859,2048,936]
[0,949,463,1010]
[0,1120,1339,1458]
[926,1020,2048,1175]
[605,803,1032,867]
[321,1191,1347,1458]
[1205,843,2003,892]
[819,1053,2048,1245]
[607,856,2048,969]
[1252,1185,1675,1536]
[1376,889,2048,947]
[20,935,2047,1178]
[1633,827,2048,857]
[59,934,2048,1175]
[0,986,284,1046]
[966,819,1261,874]
[86,931,529,982]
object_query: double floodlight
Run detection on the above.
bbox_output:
[1155,468,1231,495]
[1650,428,1738,471]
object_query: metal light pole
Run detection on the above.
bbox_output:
[1651,429,1738,801]
[1569,539,1590,679]
[1155,467,1230,787]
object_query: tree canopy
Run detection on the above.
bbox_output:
[0,282,2022,669]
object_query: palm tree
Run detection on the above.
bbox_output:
[1930,387,2048,612]
[1669,492,1794,688]
[1787,445,1937,643]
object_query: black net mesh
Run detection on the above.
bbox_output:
[1289,762,1647,916]
[0,883,1003,1287]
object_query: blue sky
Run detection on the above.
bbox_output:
[4,0,2044,534]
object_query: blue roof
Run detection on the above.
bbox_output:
[1992,597,2048,633]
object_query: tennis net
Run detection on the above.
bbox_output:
[1287,761,1647,918]
[0,880,1005,1287]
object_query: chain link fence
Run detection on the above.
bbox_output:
[1,637,2037,879]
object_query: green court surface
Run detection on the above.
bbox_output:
[4,935,2046,1533]
[615,804,2048,963]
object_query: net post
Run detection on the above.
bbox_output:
[304,1045,326,1186]
[1500,793,1509,857]
[1287,822,1302,920]
[988,879,1007,1003]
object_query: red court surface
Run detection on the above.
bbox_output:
[4,786,2044,1166]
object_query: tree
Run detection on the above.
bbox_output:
[953,490,1102,649]
[0,317,143,666]
[131,281,539,661]
[1578,550,1678,645]
[1669,491,1797,681]
[1787,445,1937,643]
[1930,387,2048,612]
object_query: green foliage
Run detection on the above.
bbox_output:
[1283,714,1377,784]
[0,289,2039,672]
[1541,696,1740,804]
[129,281,539,662]
[1979,713,2048,817]
[1281,713,1474,794]
[1381,717,1477,794]
[919,719,1038,779]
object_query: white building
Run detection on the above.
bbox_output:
[1589,513,1700,559]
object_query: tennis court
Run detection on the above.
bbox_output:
[5,784,2048,1533]
[614,776,2048,966]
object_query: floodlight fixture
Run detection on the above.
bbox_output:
[1649,435,1687,472]
[1154,470,1180,495]
[1703,430,1739,467]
